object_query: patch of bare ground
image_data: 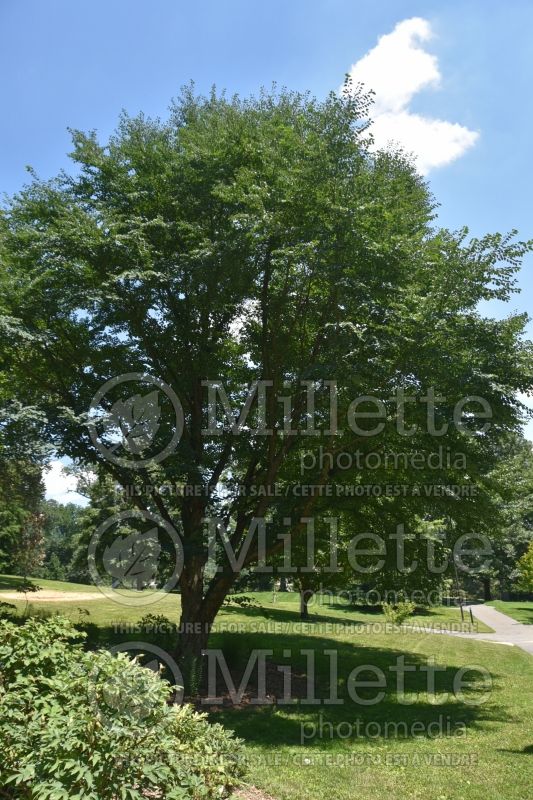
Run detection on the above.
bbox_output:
[188,658,314,709]
[0,590,103,601]
[233,787,276,800]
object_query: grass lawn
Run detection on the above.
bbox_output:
[487,600,533,625]
[0,577,492,632]
[0,574,103,593]
[0,577,531,800]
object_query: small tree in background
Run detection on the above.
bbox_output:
[516,540,533,592]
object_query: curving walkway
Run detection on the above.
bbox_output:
[465,605,533,655]
[448,604,533,655]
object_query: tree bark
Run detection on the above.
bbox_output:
[299,588,313,620]
[175,562,237,695]
[482,577,492,602]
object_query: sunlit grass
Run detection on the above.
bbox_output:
[1,577,531,799]
[488,600,533,625]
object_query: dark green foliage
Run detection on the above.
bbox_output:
[38,500,85,581]
[1,84,532,677]
[223,594,259,608]
[0,458,44,573]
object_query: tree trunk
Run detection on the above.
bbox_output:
[279,576,288,592]
[174,622,211,697]
[175,561,236,696]
[174,557,210,695]
[299,588,313,620]
[482,577,492,602]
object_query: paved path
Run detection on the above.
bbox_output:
[448,604,533,655]
[404,605,533,655]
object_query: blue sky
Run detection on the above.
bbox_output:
[0,0,531,500]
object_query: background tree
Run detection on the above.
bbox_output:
[461,435,533,599]
[489,436,533,596]
[516,540,533,592]
[0,321,49,575]
[39,500,85,581]
[0,457,45,575]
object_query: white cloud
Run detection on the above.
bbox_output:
[43,460,88,506]
[345,17,479,174]
[370,111,479,175]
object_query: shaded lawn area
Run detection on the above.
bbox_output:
[214,634,533,800]
[1,578,530,799]
[488,600,533,625]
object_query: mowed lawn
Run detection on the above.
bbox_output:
[1,577,532,800]
[488,600,533,625]
[0,576,491,631]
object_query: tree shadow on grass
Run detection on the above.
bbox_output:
[10,593,509,751]
[0,574,28,590]
[324,600,460,619]
[84,607,506,751]
[497,744,533,754]
[198,629,505,749]
[216,601,383,627]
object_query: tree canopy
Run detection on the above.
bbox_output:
[1,84,532,683]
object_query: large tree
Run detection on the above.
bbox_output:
[1,84,532,686]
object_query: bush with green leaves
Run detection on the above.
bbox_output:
[0,616,244,799]
[382,600,416,625]
[222,594,259,608]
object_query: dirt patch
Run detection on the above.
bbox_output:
[188,657,317,709]
[233,788,276,800]
[0,590,104,602]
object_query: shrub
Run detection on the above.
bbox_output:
[0,600,16,620]
[382,600,416,625]
[138,612,178,634]
[0,616,244,799]
[223,595,258,608]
